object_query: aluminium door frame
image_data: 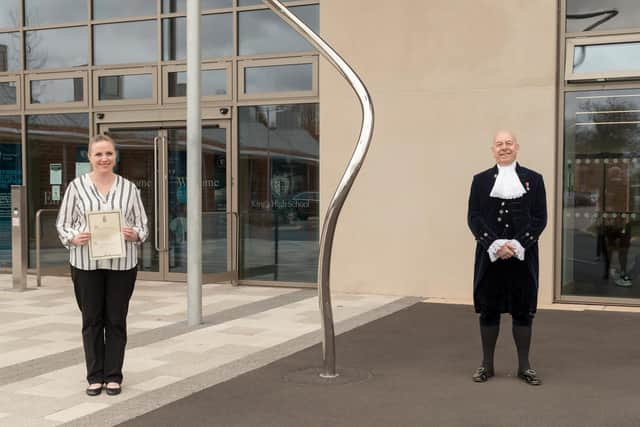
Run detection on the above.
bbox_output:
[98,120,236,284]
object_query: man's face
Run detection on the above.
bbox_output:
[491,132,519,166]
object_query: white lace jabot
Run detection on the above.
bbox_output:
[490,162,526,199]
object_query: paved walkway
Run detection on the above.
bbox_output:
[0,275,414,426]
[123,302,640,427]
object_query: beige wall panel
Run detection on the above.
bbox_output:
[320,0,558,302]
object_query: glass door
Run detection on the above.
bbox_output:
[165,125,233,282]
[100,122,234,282]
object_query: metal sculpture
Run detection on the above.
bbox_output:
[262,0,375,377]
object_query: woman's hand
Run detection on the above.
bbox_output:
[122,227,139,242]
[71,232,91,246]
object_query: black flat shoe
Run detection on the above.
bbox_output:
[105,384,121,396]
[472,366,494,383]
[518,369,542,386]
[86,384,103,396]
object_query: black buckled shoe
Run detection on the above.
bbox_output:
[86,383,103,396]
[518,369,542,386]
[472,366,494,383]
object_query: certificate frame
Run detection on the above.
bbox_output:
[86,210,125,261]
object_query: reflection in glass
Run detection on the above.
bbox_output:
[26,27,88,70]
[94,21,157,65]
[25,0,87,27]
[30,78,83,104]
[245,63,312,93]
[238,0,297,5]
[238,104,319,283]
[93,0,157,20]
[563,89,640,300]
[567,0,640,32]
[27,113,89,270]
[0,32,21,72]
[168,69,227,97]
[0,82,17,105]
[167,127,227,274]
[162,0,232,13]
[239,5,318,56]
[0,115,21,268]
[107,128,159,273]
[99,74,153,100]
[573,42,640,75]
[0,0,20,29]
[162,14,232,61]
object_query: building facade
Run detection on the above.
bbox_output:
[0,0,320,286]
[2,0,640,307]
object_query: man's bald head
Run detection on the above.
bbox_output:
[491,130,519,166]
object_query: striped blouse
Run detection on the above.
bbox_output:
[56,173,149,271]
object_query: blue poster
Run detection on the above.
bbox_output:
[0,143,22,264]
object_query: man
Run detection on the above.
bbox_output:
[467,130,547,385]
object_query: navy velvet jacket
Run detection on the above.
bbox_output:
[467,163,547,293]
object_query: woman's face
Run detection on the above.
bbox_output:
[89,140,116,174]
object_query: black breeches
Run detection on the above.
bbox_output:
[479,311,533,327]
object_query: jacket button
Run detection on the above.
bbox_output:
[530,236,534,240]
[484,232,488,237]
[525,232,530,236]
[501,202,505,206]
[497,217,502,222]
[499,209,504,214]
[505,224,510,228]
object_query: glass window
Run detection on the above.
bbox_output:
[27,113,90,269]
[238,0,298,5]
[162,14,232,61]
[25,0,87,27]
[93,0,157,20]
[94,21,157,65]
[238,103,319,283]
[563,89,640,299]
[244,63,312,93]
[0,32,20,72]
[238,5,318,56]
[99,74,153,100]
[162,0,232,13]
[26,27,88,70]
[0,81,17,105]
[571,41,640,76]
[567,0,640,33]
[168,69,227,97]
[30,78,83,104]
[0,0,20,28]
[0,115,21,268]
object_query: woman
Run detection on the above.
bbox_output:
[56,134,148,396]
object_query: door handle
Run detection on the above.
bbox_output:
[153,135,161,253]
[162,135,169,252]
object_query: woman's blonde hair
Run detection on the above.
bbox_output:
[88,134,116,155]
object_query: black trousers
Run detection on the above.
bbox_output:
[71,265,137,385]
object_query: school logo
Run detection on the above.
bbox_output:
[271,174,290,197]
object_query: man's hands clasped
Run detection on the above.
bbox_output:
[496,242,517,260]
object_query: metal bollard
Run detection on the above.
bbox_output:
[11,185,27,291]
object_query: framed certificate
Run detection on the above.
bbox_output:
[86,210,125,261]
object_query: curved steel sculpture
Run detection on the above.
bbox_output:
[262,0,375,378]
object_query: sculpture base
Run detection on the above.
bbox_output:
[284,367,373,385]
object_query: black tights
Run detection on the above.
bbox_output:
[479,312,533,374]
